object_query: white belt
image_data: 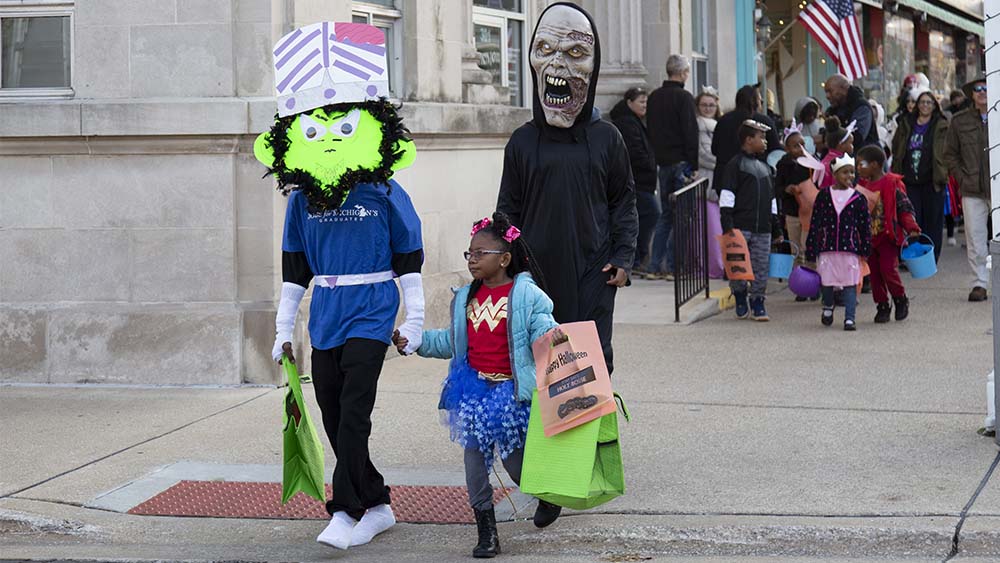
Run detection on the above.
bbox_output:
[314,271,395,288]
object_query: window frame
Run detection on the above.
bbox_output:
[0,0,75,99]
[472,2,529,108]
[690,0,711,91]
[351,1,403,99]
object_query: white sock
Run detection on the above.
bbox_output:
[350,504,396,546]
[316,511,357,550]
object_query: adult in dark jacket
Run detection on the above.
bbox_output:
[610,87,659,273]
[712,85,780,191]
[645,54,699,278]
[497,2,637,377]
[824,74,879,149]
[890,88,949,261]
[944,77,991,301]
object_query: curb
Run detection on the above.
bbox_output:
[509,517,1000,559]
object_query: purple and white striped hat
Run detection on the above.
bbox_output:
[272,22,388,117]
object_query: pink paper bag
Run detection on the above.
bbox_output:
[532,321,616,437]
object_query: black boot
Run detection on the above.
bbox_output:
[874,302,891,324]
[472,507,500,558]
[893,295,909,321]
[533,499,562,528]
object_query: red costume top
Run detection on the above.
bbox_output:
[857,173,920,247]
[466,282,513,375]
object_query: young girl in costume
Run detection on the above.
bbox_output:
[392,212,564,559]
[806,155,872,330]
[775,125,811,246]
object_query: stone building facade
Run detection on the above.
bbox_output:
[0,0,739,385]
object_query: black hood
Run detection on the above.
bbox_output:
[529,2,601,139]
[846,85,866,106]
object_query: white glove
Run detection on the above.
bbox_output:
[396,273,424,355]
[273,282,306,362]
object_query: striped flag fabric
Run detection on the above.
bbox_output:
[798,0,868,80]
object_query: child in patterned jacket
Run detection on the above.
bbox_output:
[392,211,565,558]
[806,155,873,331]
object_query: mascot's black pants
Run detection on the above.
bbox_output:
[312,338,391,520]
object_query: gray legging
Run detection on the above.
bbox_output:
[728,230,772,300]
[465,447,523,511]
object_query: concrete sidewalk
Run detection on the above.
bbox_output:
[1,242,999,562]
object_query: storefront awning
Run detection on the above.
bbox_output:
[895,0,985,37]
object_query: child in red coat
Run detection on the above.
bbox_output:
[855,145,921,323]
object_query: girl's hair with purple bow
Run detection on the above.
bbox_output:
[466,211,548,308]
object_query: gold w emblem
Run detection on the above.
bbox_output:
[468,295,508,332]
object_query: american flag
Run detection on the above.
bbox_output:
[799,0,868,80]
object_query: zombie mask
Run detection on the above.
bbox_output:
[254,22,415,211]
[530,5,596,129]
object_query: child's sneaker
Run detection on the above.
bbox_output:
[734,292,749,319]
[844,319,856,331]
[821,306,834,326]
[948,237,958,247]
[874,302,891,323]
[749,297,769,321]
[893,295,909,321]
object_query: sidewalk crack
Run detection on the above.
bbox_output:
[943,451,1000,562]
[0,390,273,500]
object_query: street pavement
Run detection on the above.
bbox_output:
[1,240,999,562]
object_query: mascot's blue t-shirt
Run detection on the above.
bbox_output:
[282,180,423,349]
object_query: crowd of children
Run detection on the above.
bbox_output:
[714,112,924,331]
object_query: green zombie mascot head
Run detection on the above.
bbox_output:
[254,22,415,211]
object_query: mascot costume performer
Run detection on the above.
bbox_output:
[497,3,637,374]
[255,22,424,550]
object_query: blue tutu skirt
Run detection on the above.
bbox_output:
[440,359,530,469]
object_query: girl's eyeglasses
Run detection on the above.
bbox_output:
[464,250,505,261]
[973,85,988,93]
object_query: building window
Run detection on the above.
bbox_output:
[472,0,527,106]
[352,1,402,97]
[691,0,710,91]
[0,1,73,97]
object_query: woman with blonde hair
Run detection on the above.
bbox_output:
[695,86,724,277]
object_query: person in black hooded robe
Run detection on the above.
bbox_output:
[496,2,638,375]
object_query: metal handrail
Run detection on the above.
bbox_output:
[669,177,711,322]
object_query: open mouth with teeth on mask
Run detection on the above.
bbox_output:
[544,74,574,107]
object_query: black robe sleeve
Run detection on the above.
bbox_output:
[282,251,313,288]
[607,131,639,271]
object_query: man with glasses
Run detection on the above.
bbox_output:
[945,77,991,302]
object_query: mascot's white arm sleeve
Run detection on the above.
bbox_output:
[397,273,425,355]
[272,282,306,362]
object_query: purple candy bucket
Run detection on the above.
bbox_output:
[788,265,821,298]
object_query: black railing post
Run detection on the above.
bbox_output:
[671,177,711,322]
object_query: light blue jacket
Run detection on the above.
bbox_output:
[417,272,558,403]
